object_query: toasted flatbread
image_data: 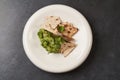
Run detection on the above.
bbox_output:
[60,42,76,57]
[63,47,75,57]
[41,16,62,35]
[61,35,74,41]
[41,23,59,35]
[59,22,78,38]
[46,16,62,29]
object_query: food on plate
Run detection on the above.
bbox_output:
[46,16,62,29]
[38,29,65,53]
[60,42,76,57]
[38,16,79,57]
[41,16,61,35]
[58,22,78,38]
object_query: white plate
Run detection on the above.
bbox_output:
[23,4,93,73]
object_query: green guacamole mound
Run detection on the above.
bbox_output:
[37,29,65,53]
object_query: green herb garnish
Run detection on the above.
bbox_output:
[57,26,65,32]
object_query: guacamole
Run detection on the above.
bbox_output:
[38,29,65,53]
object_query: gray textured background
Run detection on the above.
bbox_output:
[0,0,120,80]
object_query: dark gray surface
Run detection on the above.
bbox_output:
[0,0,120,80]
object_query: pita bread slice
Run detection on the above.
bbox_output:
[59,22,78,38]
[41,23,59,35]
[41,16,62,35]
[46,16,62,29]
[60,42,76,57]
[63,47,76,57]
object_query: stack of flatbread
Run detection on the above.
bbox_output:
[41,16,78,57]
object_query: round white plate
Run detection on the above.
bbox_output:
[23,4,93,73]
